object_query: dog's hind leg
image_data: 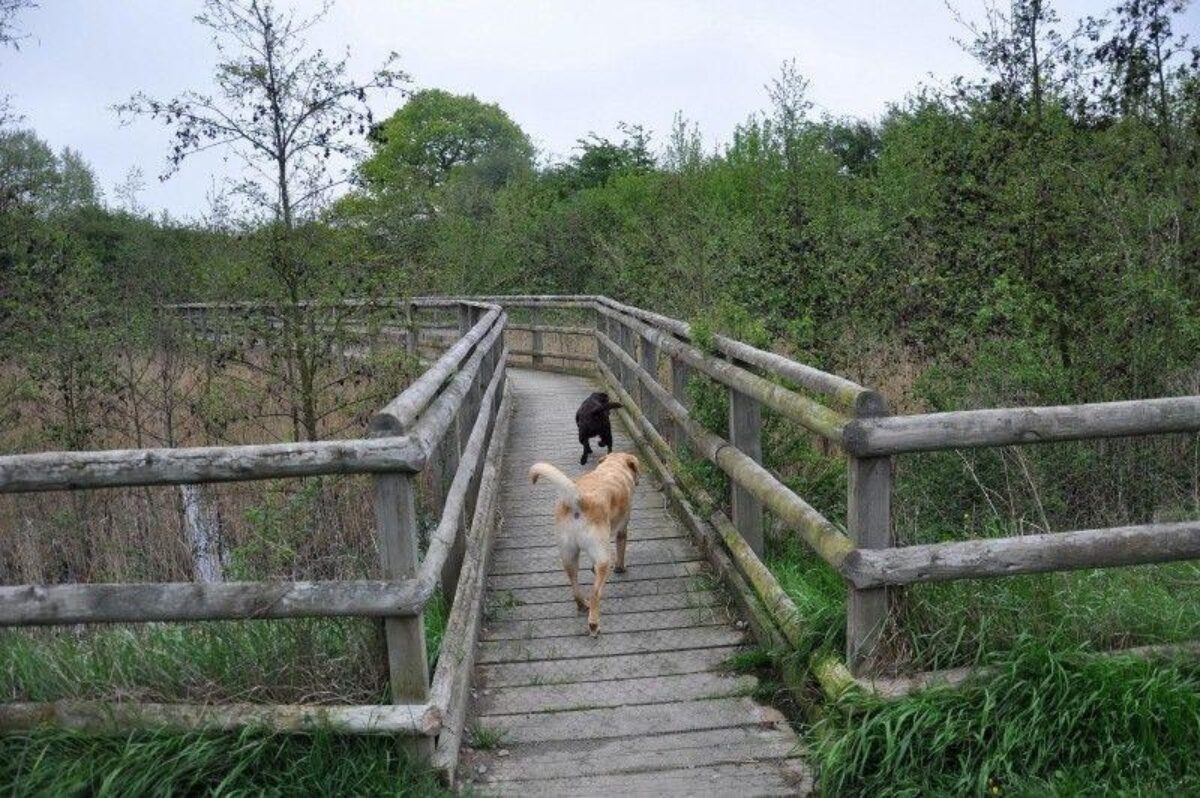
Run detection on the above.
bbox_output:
[579,430,593,465]
[584,532,612,636]
[600,422,614,454]
[614,518,629,574]
[588,558,611,637]
[559,538,587,612]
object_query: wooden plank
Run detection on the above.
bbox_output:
[476,671,757,716]
[489,564,705,595]
[488,574,708,606]
[467,726,803,782]
[492,524,685,551]
[0,580,422,627]
[490,538,701,574]
[429,384,513,781]
[484,589,723,623]
[487,560,704,591]
[729,387,764,555]
[482,605,732,641]
[844,395,1200,456]
[0,437,425,494]
[0,701,439,736]
[477,645,746,689]
[472,696,784,744]
[476,626,746,665]
[843,520,1200,588]
[484,760,810,797]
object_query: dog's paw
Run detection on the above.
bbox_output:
[575,598,588,613]
[588,622,600,637]
[579,453,588,465]
[614,565,626,574]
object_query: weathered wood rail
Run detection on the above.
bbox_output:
[451,295,1200,687]
[0,298,511,776]
[3,293,1199,784]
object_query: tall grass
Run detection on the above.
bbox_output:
[812,639,1200,796]
[0,728,452,797]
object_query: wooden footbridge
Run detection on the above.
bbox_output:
[1,295,1198,794]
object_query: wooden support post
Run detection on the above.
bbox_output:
[406,302,418,356]
[619,324,636,399]
[846,393,893,677]
[457,303,472,337]
[531,309,545,370]
[670,356,691,452]
[728,388,764,556]
[640,336,661,433]
[373,471,432,758]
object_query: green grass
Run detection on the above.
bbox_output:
[467,722,507,750]
[0,619,387,705]
[811,638,1200,796]
[1,594,451,705]
[0,728,453,797]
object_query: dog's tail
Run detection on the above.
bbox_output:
[529,462,580,511]
[604,401,623,412]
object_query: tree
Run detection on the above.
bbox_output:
[361,88,532,194]
[0,0,35,126]
[118,0,408,440]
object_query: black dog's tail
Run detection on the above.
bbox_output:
[604,401,623,412]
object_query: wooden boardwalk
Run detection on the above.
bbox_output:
[460,369,810,796]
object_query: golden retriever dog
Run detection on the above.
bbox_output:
[528,452,641,636]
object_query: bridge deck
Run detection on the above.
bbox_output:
[460,369,810,796]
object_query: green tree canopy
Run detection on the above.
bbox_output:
[360,88,533,193]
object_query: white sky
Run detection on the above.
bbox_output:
[3,0,1194,220]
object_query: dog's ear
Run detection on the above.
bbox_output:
[625,454,641,482]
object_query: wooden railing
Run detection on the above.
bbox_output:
[0,299,509,780]
[4,292,1199,751]
[430,296,1200,688]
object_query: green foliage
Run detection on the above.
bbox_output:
[812,640,1200,796]
[0,728,451,797]
[0,619,385,705]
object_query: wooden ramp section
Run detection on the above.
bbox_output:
[460,369,810,796]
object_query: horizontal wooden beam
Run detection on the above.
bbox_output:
[371,307,503,436]
[594,344,856,570]
[595,304,850,444]
[0,700,440,735]
[0,579,424,626]
[0,436,424,494]
[506,324,594,336]
[507,349,593,362]
[844,396,1200,456]
[843,521,1200,588]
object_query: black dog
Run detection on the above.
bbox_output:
[575,392,623,465]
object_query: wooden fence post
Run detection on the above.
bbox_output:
[531,308,545,370]
[640,335,661,432]
[669,356,690,453]
[373,471,432,758]
[728,388,764,555]
[406,302,418,356]
[846,392,893,677]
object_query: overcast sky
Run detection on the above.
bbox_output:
[4,0,1194,220]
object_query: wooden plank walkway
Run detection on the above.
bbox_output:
[459,369,810,796]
